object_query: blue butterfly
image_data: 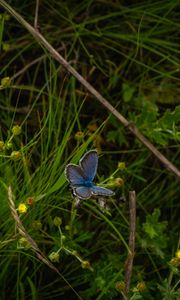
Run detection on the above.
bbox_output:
[65,149,115,199]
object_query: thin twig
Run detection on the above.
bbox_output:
[12,55,44,80]
[0,45,65,91]
[0,0,180,178]
[34,0,40,31]
[124,191,136,297]
[11,45,65,81]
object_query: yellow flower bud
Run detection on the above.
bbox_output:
[170,257,180,267]
[12,125,22,135]
[32,221,42,230]
[11,151,21,160]
[61,235,66,242]
[53,216,62,227]
[49,252,60,262]
[0,141,5,151]
[4,14,11,21]
[6,142,13,150]
[18,203,28,214]
[118,162,126,170]
[87,123,98,132]
[1,76,11,87]
[18,237,31,249]
[137,281,146,291]
[81,260,90,269]
[115,281,125,291]
[75,131,84,141]
[65,225,70,231]
[26,197,34,205]
[107,177,124,188]
[114,177,124,187]
[2,43,10,51]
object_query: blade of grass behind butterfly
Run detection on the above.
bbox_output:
[84,201,129,252]
[34,100,85,199]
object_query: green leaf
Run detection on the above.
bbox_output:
[122,83,135,102]
[140,209,168,258]
[143,222,157,239]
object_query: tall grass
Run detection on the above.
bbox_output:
[0,0,180,299]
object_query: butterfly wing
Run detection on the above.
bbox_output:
[80,150,98,181]
[91,185,115,197]
[73,185,114,200]
[73,186,92,199]
[65,164,93,199]
[65,164,85,186]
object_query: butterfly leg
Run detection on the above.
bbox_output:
[74,197,82,208]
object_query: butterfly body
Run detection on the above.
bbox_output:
[80,180,94,187]
[65,150,115,200]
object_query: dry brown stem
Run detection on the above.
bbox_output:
[124,191,136,297]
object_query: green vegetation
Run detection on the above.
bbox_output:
[0,0,179,299]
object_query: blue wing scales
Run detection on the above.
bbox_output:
[73,186,92,199]
[80,150,98,181]
[65,164,85,186]
[91,185,115,196]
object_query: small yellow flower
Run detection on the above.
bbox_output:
[18,203,28,214]
[0,141,5,151]
[175,250,180,259]
[115,281,125,291]
[75,131,84,141]
[1,76,11,87]
[49,251,60,262]
[12,125,22,135]
[137,281,146,291]
[11,151,21,160]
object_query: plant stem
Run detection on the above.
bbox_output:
[124,191,136,297]
[34,0,40,30]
